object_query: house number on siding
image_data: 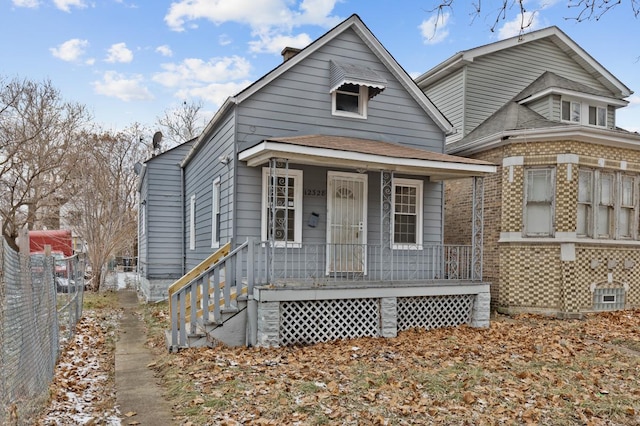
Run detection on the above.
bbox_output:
[304,189,326,197]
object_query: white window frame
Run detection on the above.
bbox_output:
[561,97,607,128]
[588,105,607,127]
[261,168,303,247]
[211,177,221,248]
[577,169,639,240]
[523,167,555,237]
[189,194,196,251]
[392,178,423,249]
[332,84,368,119]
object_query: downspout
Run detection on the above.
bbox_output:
[180,164,186,275]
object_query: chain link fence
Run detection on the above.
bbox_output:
[0,230,84,425]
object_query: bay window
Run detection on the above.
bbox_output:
[577,169,638,240]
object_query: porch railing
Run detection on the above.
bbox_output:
[254,242,473,284]
[169,239,473,349]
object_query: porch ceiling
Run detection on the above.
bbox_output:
[238,135,496,180]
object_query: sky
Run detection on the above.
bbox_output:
[2,0,640,137]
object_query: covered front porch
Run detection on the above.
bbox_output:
[168,135,495,349]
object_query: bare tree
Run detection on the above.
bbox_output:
[429,0,640,34]
[0,77,90,251]
[65,126,148,291]
[156,100,205,149]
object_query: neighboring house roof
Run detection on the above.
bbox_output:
[515,71,628,107]
[182,14,452,167]
[415,26,632,99]
[238,134,496,180]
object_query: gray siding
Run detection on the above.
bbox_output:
[140,141,194,279]
[423,69,464,142]
[232,166,443,255]
[236,28,445,152]
[527,96,553,119]
[464,38,610,136]
[183,109,236,271]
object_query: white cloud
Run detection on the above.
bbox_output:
[92,71,154,101]
[50,38,89,62]
[105,43,133,63]
[175,81,253,107]
[156,45,173,57]
[248,31,312,54]
[165,0,340,31]
[53,0,87,12]
[163,0,341,56]
[497,11,542,39]
[12,0,39,8]
[152,56,252,88]
[419,12,450,45]
[219,34,232,46]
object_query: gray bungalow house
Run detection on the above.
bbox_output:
[137,14,496,349]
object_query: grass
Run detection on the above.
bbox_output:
[139,303,640,425]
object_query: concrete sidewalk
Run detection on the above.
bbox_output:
[115,289,175,425]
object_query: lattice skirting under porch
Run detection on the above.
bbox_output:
[277,294,475,346]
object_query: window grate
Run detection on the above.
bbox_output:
[397,295,473,331]
[279,299,379,346]
[593,287,625,311]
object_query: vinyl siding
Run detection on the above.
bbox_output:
[464,39,610,136]
[423,69,464,143]
[527,96,553,119]
[140,141,194,279]
[183,110,236,271]
[236,28,445,152]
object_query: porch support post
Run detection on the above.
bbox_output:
[380,171,393,281]
[267,158,289,283]
[256,301,280,347]
[471,176,484,281]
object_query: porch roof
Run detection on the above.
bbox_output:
[238,134,496,180]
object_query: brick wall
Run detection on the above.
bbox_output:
[445,139,640,315]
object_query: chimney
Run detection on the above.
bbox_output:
[281,46,301,62]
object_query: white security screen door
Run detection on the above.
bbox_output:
[327,172,367,274]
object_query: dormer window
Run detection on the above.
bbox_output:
[334,83,368,116]
[561,98,607,128]
[589,105,607,127]
[330,60,387,119]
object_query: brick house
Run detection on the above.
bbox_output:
[416,26,640,317]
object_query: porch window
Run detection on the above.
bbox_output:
[589,105,607,127]
[578,169,638,240]
[561,100,581,123]
[392,178,423,249]
[261,168,303,246]
[211,177,221,248]
[189,194,196,250]
[524,168,555,237]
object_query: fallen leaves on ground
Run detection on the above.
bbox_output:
[36,301,121,426]
[144,307,640,426]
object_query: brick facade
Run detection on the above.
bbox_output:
[444,140,640,316]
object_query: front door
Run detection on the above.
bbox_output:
[326,172,367,274]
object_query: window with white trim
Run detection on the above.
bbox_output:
[140,202,146,236]
[332,84,368,118]
[524,168,555,237]
[189,194,196,250]
[561,98,607,127]
[261,168,303,246]
[392,178,423,249]
[211,177,221,248]
[578,169,638,240]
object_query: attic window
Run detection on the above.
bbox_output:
[330,60,387,119]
